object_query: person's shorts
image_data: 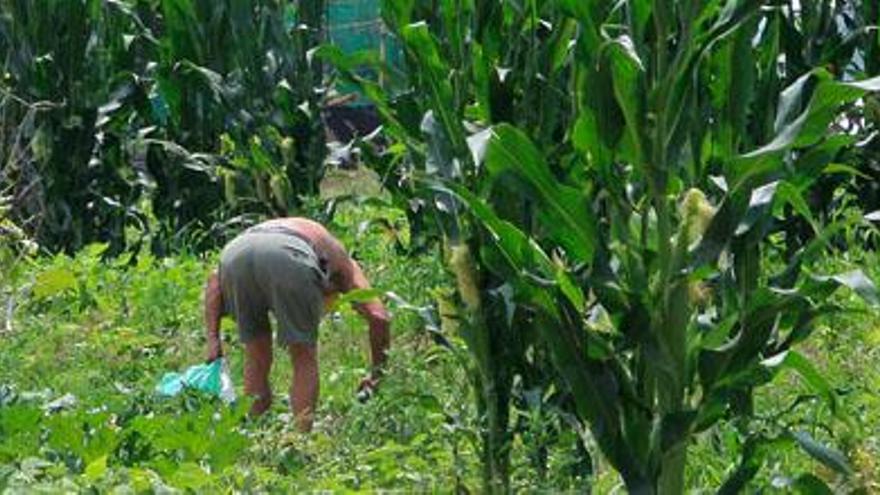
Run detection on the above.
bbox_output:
[219,226,326,345]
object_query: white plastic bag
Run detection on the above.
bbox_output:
[218,358,236,404]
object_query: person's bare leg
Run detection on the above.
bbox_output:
[288,342,319,432]
[243,333,273,416]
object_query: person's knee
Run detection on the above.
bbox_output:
[288,342,317,365]
[288,342,319,394]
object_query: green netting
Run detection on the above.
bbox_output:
[326,0,403,102]
[328,0,382,54]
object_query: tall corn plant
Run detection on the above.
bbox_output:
[139,0,329,244]
[1,0,331,252]
[150,0,325,221]
[328,0,880,492]
[0,0,150,250]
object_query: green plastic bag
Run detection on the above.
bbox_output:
[156,358,236,403]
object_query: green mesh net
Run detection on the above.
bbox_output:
[326,0,403,104]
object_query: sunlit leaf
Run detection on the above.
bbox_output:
[33,268,77,299]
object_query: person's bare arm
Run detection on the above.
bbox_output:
[330,254,390,395]
[204,270,224,362]
[318,230,390,392]
[347,259,391,377]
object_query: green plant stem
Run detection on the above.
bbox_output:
[649,4,688,485]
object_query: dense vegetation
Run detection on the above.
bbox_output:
[1,0,327,252]
[2,201,880,492]
[2,0,880,492]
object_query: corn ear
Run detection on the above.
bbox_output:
[449,244,481,311]
[679,188,716,245]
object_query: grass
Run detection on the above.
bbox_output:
[0,201,483,492]
[1,199,879,492]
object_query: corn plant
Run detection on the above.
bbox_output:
[0,0,147,250]
[0,0,331,252]
[327,0,880,491]
[113,0,330,245]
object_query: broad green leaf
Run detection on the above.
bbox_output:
[734,181,778,237]
[708,13,757,159]
[605,35,646,165]
[422,111,458,178]
[177,60,228,103]
[437,183,585,311]
[690,192,744,268]
[546,18,578,75]
[161,0,203,60]
[530,307,642,485]
[733,71,880,185]
[33,268,77,298]
[484,124,598,264]
[572,110,613,174]
[761,350,836,413]
[822,163,873,180]
[691,179,775,267]
[444,184,546,271]
[400,22,467,160]
[790,473,835,495]
[774,181,818,234]
[557,0,603,51]
[770,220,851,290]
[84,455,108,482]
[774,72,813,133]
[83,243,109,259]
[169,462,211,490]
[698,288,811,390]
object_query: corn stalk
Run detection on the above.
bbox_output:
[327,0,880,491]
[0,0,331,252]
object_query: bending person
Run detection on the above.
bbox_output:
[203,217,390,431]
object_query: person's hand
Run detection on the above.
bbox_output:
[205,339,223,363]
[356,374,380,403]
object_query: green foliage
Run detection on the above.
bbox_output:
[0,0,329,253]
[2,0,880,492]
[0,202,487,492]
[324,0,880,492]
[1,190,880,491]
